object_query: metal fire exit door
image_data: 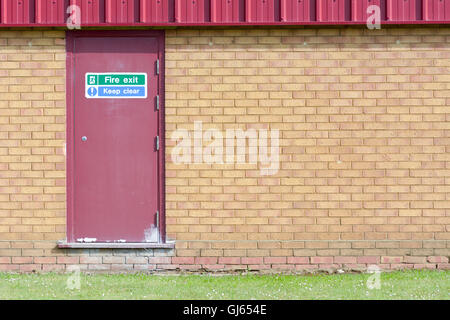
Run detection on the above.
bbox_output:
[66,31,164,244]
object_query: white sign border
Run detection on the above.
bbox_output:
[85,72,148,99]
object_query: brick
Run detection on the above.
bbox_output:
[334,256,357,264]
[0,257,11,264]
[148,257,172,264]
[125,257,148,264]
[404,256,427,264]
[195,257,218,265]
[80,257,102,264]
[218,257,241,265]
[102,256,125,264]
[287,257,309,264]
[413,264,437,270]
[33,257,56,264]
[179,264,202,271]
[19,264,42,272]
[56,257,80,264]
[264,257,287,264]
[310,257,333,264]
[427,256,449,263]
[12,257,33,264]
[356,256,380,264]
[0,264,20,271]
[242,257,263,265]
[381,256,404,264]
[172,257,195,264]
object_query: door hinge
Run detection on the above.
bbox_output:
[156,95,159,110]
[156,59,160,75]
[156,210,160,229]
[155,136,160,151]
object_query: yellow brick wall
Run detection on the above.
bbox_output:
[165,27,450,269]
[0,27,449,272]
[0,30,66,243]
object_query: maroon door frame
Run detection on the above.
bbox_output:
[66,30,166,243]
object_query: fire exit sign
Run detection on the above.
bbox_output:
[85,73,147,99]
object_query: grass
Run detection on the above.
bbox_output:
[0,270,448,300]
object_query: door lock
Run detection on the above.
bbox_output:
[81,136,87,142]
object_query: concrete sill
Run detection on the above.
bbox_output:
[57,240,175,249]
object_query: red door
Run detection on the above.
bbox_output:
[67,31,164,243]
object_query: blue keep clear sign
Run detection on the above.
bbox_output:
[85,73,147,99]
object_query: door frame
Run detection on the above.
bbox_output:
[65,30,166,243]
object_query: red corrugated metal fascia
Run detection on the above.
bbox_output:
[387,0,417,21]
[423,0,450,21]
[281,0,311,22]
[140,0,170,23]
[36,0,67,24]
[1,0,450,26]
[70,0,103,24]
[106,0,137,23]
[211,0,241,23]
[246,0,275,22]
[1,19,450,27]
[1,0,34,24]
[317,0,349,22]
[175,0,206,23]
